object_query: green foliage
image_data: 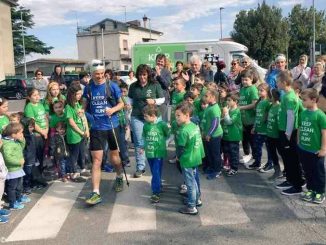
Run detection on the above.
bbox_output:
[231,1,289,67]
[11,6,53,65]
[287,4,326,66]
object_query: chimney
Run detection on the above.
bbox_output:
[142,15,148,28]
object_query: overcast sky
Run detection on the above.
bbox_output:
[19,0,324,60]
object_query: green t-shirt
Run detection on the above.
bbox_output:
[193,98,201,117]
[128,82,164,120]
[0,115,9,135]
[266,103,280,139]
[278,89,299,131]
[24,102,47,129]
[49,113,66,128]
[171,91,186,121]
[218,99,227,109]
[222,108,242,141]
[239,85,259,125]
[176,122,205,168]
[202,103,223,137]
[199,87,207,99]
[65,102,85,144]
[298,109,326,153]
[254,99,271,134]
[43,95,66,114]
[143,120,170,158]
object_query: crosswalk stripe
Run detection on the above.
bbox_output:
[107,174,157,233]
[199,176,250,226]
[6,181,85,242]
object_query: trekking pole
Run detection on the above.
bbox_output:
[108,114,130,187]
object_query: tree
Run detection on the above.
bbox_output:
[287,5,326,66]
[11,6,53,65]
[230,1,289,67]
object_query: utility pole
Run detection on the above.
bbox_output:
[312,0,316,65]
[100,23,105,67]
[219,7,225,40]
[21,10,27,79]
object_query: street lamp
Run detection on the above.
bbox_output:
[219,7,225,40]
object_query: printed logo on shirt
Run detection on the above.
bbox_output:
[146,89,152,98]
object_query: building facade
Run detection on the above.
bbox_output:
[15,58,86,78]
[76,18,163,71]
[0,0,17,80]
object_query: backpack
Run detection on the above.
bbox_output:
[86,80,117,110]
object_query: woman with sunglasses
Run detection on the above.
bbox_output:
[32,69,49,100]
[227,59,243,91]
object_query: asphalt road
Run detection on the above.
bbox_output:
[1,146,326,245]
[8,99,25,113]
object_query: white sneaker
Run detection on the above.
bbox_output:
[169,158,177,164]
[179,184,187,194]
[240,154,252,164]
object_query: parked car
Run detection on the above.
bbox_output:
[63,74,80,87]
[0,78,33,100]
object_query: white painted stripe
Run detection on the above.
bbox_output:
[107,174,156,233]
[6,181,85,242]
[200,177,250,226]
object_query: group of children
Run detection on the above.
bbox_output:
[0,80,93,224]
[142,68,325,216]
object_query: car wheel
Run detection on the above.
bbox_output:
[15,92,23,100]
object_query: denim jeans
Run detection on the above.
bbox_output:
[130,116,145,171]
[206,136,222,173]
[0,179,4,208]
[6,177,23,206]
[223,141,240,171]
[68,138,86,173]
[147,158,163,194]
[253,133,266,165]
[119,125,129,164]
[58,158,68,177]
[182,167,200,208]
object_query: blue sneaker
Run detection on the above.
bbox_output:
[0,209,11,217]
[206,171,222,180]
[0,215,9,224]
[18,195,31,204]
[10,201,25,210]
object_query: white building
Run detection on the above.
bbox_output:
[76,17,163,71]
[0,0,17,80]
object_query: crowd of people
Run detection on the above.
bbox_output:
[0,52,326,223]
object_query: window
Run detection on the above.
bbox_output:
[123,40,128,51]
[174,52,184,60]
[124,65,129,71]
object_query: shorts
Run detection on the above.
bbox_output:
[90,128,120,151]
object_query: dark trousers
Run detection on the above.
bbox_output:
[253,134,266,165]
[223,141,240,171]
[206,136,222,173]
[68,138,86,173]
[278,130,304,188]
[23,164,33,191]
[6,177,23,206]
[266,137,281,169]
[35,135,45,171]
[298,148,325,194]
[148,158,163,194]
[119,125,129,164]
[242,124,254,155]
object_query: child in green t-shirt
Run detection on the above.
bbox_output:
[175,102,205,215]
[171,77,187,122]
[202,89,223,180]
[65,83,89,181]
[142,105,170,203]
[218,83,228,109]
[49,100,65,134]
[276,70,304,195]
[190,83,203,116]
[264,89,282,177]
[43,81,66,115]
[248,83,271,170]
[24,88,49,172]
[298,89,326,204]
[0,97,9,135]
[221,92,242,176]
[238,70,259,164]
[118,82,131,167]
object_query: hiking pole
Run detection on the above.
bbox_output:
[108,114,130,187]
